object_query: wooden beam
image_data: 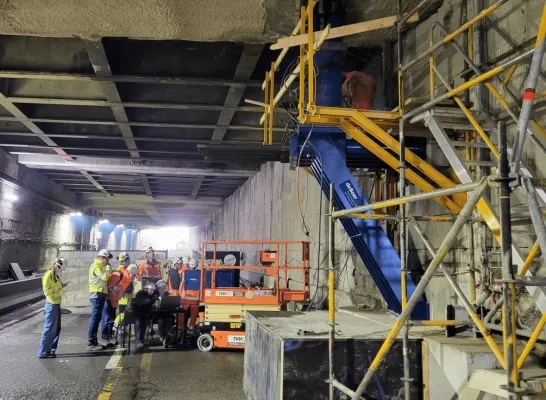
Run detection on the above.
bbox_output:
[270,13,420,51]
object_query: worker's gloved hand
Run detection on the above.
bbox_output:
[106,265,112,274]
[62,282,69,288]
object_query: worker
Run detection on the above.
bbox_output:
[104,263,134,347]
[113,265,138,339]
[179,262,200,333]
[167,258,184,296]
[155,280,175,345]
[87,249,113,351]
[130,281,158,349]
[137,247,162,281]
[117,252,130,272]
[37,259,69,359]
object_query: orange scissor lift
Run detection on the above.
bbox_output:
[195,240,311,352]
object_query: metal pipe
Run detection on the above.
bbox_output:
[468,221,477,303]
[307,3,315,112]
[298,5,306,117]
[523,179,546,265]
[409,219,506,369]
[431,63,499,158]
[349,178,490,400]
[521,241,540,277]
[431,22,546,159]
[328,183,335,400]
[403,48,535,121]
[517,313,546,368]
[498,121,520,395]
[401,0,508,72]
[511,3,546,172]
[511,2,546,171]
[410,320,470,327]
[398,5,410,392]
[399,0,434,25]
[333,180,483,218]
[485,322,546,342]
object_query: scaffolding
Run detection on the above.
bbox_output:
[256,0,546,398]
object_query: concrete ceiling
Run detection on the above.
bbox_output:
[0,0,439,45]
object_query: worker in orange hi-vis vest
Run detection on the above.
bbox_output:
[107,270,132,309]
[178,263,199,333]
[137,247,162,281]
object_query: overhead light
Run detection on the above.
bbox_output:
[70,212,83,217]
[98,219,109,225]
[3,193,18,202]
[76,212,83,217]
[70,212,76,216]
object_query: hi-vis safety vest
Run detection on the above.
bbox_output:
[42,269,63,305]
[89,259,111,294]
[107,270,132,308]
[138,261,162,280]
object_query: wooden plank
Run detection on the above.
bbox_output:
[270,13,419,51]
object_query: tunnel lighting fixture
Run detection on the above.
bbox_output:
[3,193,19,202]
[69,212,83,217]
[116,224,125,228]
[98,219,109,225]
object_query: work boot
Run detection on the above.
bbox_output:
[136,342,144,349]
[106,338,118,348]
[86,342,103,351]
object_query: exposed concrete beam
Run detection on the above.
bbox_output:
[85,40,140,158]
[144,205,165,225]
[0,131,281,146]
[80,171,110,196]
[0,70,262,87]
[0,116,279,132]
[7,97,264,113]
[82,193,223,206]
[85,40,154,197]
[16,154,256,177]
[193,44,262,199]
[0,92,110,195]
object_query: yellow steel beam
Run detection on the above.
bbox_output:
[340,109,468,206]
[315,106,400,120]
[339,119,461,214]
[298,6,306,117]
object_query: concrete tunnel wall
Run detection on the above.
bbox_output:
[0,146,83,277]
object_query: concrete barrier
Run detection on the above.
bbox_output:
[0,277,43,314]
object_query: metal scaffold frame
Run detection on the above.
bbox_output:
[254,0,546,398]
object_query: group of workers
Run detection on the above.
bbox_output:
[37,247,199,358]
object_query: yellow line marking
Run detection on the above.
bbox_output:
[139,353,153,383]
[97,349,125,400]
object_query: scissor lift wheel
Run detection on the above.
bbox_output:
[197,333,214,352]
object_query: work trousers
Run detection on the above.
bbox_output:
[87,296,115,343]
[38,302,61,357]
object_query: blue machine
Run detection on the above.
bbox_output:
[288,6,429,319]
[184,269,241,290]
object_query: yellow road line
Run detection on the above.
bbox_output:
[140,353,153,383]
[97,349,125,400]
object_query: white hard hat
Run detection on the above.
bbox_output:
[128,264,138,275]
[144,281,156,291]
[156,280,167,288]
[54,258,64,268]
[98,249,110,258]
[118,252,130,261]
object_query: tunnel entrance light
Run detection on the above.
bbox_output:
[3,193,18,202]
